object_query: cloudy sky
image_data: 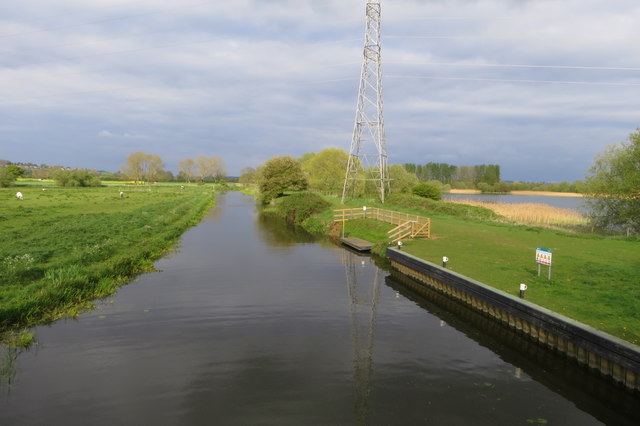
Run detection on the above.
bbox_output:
[1,0,639,181]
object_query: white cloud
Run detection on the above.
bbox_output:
[98,129,145,139]
[0,0,639,180]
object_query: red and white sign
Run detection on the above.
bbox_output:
[536,248,552,266]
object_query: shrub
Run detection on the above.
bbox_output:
[53,169,102,187]
[0,167,17,187]
[275,192,331,224]
[412,183,442,200]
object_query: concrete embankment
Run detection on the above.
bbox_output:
[387,247,640,391]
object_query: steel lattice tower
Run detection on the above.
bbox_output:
[342,0,389,203]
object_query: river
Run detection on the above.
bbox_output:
[1,192,638,425]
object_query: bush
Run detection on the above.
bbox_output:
[412,183,442,200]
[0,168,17,187]
[53,169,102,187]
[275,192,331,224]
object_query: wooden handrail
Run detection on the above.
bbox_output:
[334,206,431,240]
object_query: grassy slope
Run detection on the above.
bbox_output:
[403,215,640,344]
[303,193,639,344]
[0,184,215,335]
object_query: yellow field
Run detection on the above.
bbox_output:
[444,199,588,227]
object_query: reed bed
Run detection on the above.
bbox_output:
[509,190,584,198]
[444,199,588,227]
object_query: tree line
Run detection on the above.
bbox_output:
[121,152,226,184]
[240,148,432,203]
[3,127,639,234]
[0,152,227,187]
[403,162,501,186]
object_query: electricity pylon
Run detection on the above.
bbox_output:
[342,0,390,203]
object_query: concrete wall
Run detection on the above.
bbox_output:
[387,247,640,391]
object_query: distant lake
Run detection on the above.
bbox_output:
[443,193,590,213]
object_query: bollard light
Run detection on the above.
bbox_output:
[397,241,403,250]
[519,283,528,299]
[363,205,367,218]
[442,256,449,268]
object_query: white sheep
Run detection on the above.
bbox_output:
[119,191,124,198]
[16,192,23,200]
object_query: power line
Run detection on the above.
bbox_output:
[390,16,521,21]
[386,74,640,87]
[385,61,640,72]
[386,35,517,40]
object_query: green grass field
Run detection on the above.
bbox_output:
[0,183,216,337]
[402,216,640,344]
[283,192,640,344]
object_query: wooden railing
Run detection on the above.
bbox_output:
[333,207,430,241]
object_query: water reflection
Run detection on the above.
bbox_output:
[386,271,640,426]
[342,250,381,425]
[0,347,20,395]
[255,212,317,247]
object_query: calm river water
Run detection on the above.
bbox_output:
[1,192,638,425]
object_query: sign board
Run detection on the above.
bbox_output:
[536,248,552,266]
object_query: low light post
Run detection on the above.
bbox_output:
[442,256,449,268]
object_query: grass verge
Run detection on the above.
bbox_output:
[0,184,216,336]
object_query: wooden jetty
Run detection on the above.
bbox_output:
[340,237,373,252]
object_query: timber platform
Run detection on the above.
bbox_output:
[340,237,373,252]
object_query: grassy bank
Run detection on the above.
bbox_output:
[0,184,216,338]
[268,191,639,344]
[401,217,639,344]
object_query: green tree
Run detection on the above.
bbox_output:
[0,167,17,187]
[585,129,640,233]
[302,148,348,194]
[52,169,101,187]
[389,164,419,194]
[156,170,174,182]
[412,182,442,200]
[298,152,316,164]
[5,165,24,178]
[257,156,308,203]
